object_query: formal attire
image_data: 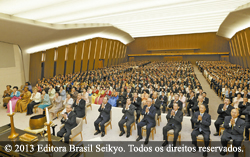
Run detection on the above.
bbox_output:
[118,104,135,136]
[49,96,63,114]
[242,106,250,140]
[94,103,112,133]
[214,104,234,133]
[137,105,156,140]
[3,89,13,107]
[57,111,77,143]
[163,109,183,146]
[186,96,197,116]
[72,99,86,118]
[132,97,142,123]
[152,98,162,116]
[191,111,211,152]
[168,100,183,111]
[238,101,250,116]
[221,116,245,157]
[159,95,168,113]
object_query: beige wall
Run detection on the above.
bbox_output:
[0,42,25,95]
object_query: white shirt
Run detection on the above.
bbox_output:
[30,92,41,103]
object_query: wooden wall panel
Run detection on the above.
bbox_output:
[104,40,112,67]
[94,38,102,70]
[56,46,66,75]
[29,52,42,85]
[44,48,55,78]
[111,41,118,66]
[75,41,84,73]
[100,39,107,59]
[65,43,76,74]
[82,40,90,71]
[89,38,98,70]
[127,32,230,55]
[230,28,250,68]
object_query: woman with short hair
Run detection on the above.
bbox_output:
[49,92,63,120]
[37,90,51,114]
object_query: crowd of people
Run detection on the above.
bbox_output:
[2,60,248,157]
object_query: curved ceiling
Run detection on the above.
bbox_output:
[217,2,250,39]
[0,0,249,38]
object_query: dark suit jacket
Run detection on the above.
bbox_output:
[72,99,86,118]
[203,97,209,105]
[168,100,183,111]
[238,101,250,115]
[98,103,112,121]
[192,101,209,113]
[152,98,162,114]
[187,96,197,106]
[159,95,168,104]
[61,111,77,132]
[166,109,183,129]
[242,106,250,123]
[132,97,142,111]
[141,105,156,125]
[122,104,135,122]
[217,104,234,119]
[191,111,211,133]
[125,92,132,99]
[223,116,245,141]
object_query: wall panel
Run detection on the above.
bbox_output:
[56,46,66,75]
[44,48,54,78]
[65,43,76,74]
[94,38,102,70]
[75,41,84,73]
[82,40,91,71]
[29,52,42,85]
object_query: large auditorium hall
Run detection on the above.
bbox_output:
[0,1,250,157]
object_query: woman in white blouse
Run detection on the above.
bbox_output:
[179,92,187,108]
[233,93,243,109]
[82,88,89,104]
[26,88,41,115]
[61,94,74,115]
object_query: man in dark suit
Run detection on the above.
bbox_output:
[168,94,183,111]
[186,91,197,116]
[202,92,209,105]
[214,97,234,136]
[238,97,250,116]
[117,88,126,107]
[159,92,168,113]
[162,103,183,147]
[72,93,86,118]
[132,93,142,123]
[118,98,135,138]
[94,97,112,137]
[220,109,245,157]
[125,89,133,99]
[136,98,156,145]
[191,104,211,157]
[57,104,77,144]
[152,92,162,116]
[242,105,250,141]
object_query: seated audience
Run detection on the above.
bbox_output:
[49,92,63,120]
[37,90,51,114]
[26,88,41,115]
[7,86,21,113]
[72,93,86,118]
[3,85,13,108]
[15,87,31,113]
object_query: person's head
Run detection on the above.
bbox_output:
[66,104,73,113]
[146,98,152,107]
[190,91,194,97]
[55,91,60,97]
[153,92,158,98]
[50,84,54,89]
[33,88,37,93]
[24,86,28,92]
[13,86,18,92]
[202,92,207,97]
[67,93,71,99]
[199,104,206,114]
[243,97,248,103]
[60,86,64,90]
[127,89,131,93]
[198,95,203,102]
[77,93,82,99]
[231,109,239,119]
[174,94,179,100]
[103,97,108,104]
[173,103,179,111]
[42,90,46,95]
[127,98,131,105]
[82,88,86,93]
[179,92,183,97]
[224,97,230,105]
[134,93,138,98]
[6,85,11,90]
[161,91,165,96]
[237,93,241,98]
